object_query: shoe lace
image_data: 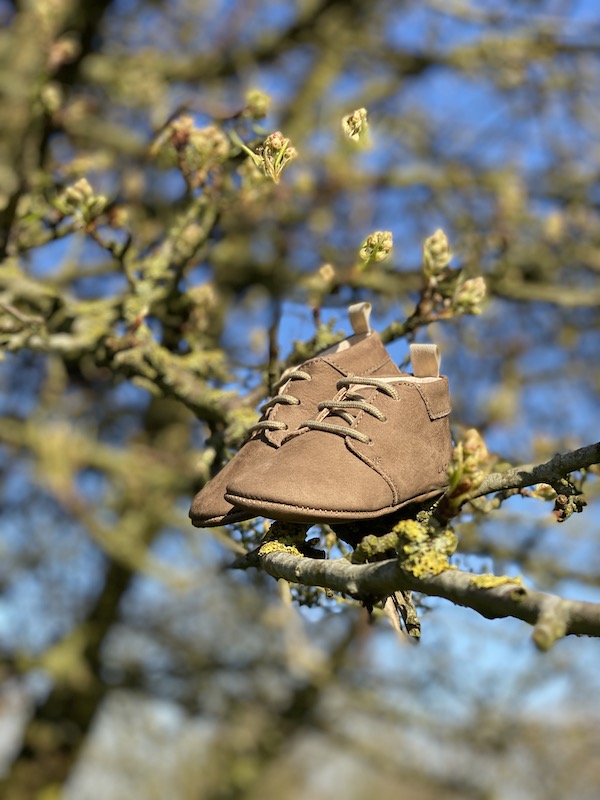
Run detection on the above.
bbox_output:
[301,376,398,444]
[246,369,312,435]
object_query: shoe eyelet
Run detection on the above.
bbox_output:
[367,438,374,446]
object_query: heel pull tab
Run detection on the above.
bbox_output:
[410,343,440,378]
[348,302,372,335]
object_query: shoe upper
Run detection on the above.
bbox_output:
[189,303,400,526]
[225,345,453,523]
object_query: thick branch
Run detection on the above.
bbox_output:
[242,550,600,646]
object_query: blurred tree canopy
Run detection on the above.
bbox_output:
[0,0,599,798]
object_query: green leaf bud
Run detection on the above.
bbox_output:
[342,108,368,142]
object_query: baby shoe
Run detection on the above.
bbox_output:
[224,344,452,523]
[189,303,400,527]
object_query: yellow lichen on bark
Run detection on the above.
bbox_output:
[257,521,308,558]
[258,540,303,558]
[393,519,458,578]
[469,574,524,589]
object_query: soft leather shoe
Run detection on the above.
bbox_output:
[189,303,398,526]
[225,344,452,523]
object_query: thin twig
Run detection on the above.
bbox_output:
[473,443,600,498]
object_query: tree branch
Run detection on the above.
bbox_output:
[240,549,600,647]
[473,442,600,498]
[230,442,600,648]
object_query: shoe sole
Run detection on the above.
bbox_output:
[224,486,448,524]
[189,509,255,528]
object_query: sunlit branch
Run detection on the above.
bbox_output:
[241,549,600,648]
[473,443,600,498]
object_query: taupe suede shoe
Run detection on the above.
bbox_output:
[189,303,399,527]
[225,344,452,523]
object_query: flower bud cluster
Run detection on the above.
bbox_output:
[454,276,487,315]
[55,178,106,225]
[447,428,492,503]
[342,108,368,142]
[256,132,297,184]
[150,115,230,183]
[359,231,393,264]
[423,228,452,279]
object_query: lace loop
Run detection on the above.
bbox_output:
[245,369,312,436]
[336,376,399,399]
[272,369,311,393]
[317,398,387,422]
[303,419,372,444]
[301,375,398,442]
[260,394,301,414]
[247,419,288,433]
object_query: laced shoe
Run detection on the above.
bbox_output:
[225,344,452,523]
[189,302,400,527]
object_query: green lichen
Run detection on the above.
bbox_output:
[393,519,428,541]
[352,531,401,563]
[351,518,457,578]
[393,519,457,578]
[469,574,523,589]
[257,521,308,558]
[403,548,453,578]
[258,540,303,557]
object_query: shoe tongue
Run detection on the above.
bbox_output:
[322,331,402,379]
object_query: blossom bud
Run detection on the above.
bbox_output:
[85,195,107,217]
[264,131,285,151]
[423,229,452,278]
[244,89,271,119]
[342,108,368,142]
[64,178,93,206]
[359,231,393,264]
[257,132,297,183]
[454,276,487,315]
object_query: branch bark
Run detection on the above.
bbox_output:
[473,442,599,498]
[242,549,600,647]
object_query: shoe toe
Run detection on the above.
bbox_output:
[226,432,395,522]
[190,457,254,527]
